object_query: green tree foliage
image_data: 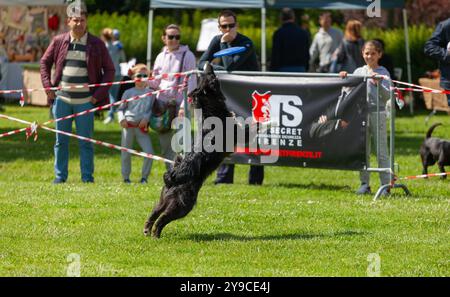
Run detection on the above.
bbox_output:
[362,24,436,82]
[88,12,148,63]
[88,10,437,84]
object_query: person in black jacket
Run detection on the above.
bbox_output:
[198,9,264,185]
[309,86,361,139]
[308,85,366,169]
[424,18,450,106]
[270,8,310,72]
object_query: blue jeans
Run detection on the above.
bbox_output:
[107,75,121,119]
[52,98,94,181]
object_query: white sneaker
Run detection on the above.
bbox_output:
[103,117,113,124]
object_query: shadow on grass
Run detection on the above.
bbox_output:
[274,182,352,192]
[183,230,366,242]
[394,135,423,156]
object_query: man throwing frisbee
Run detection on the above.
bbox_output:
[198,9,264,185]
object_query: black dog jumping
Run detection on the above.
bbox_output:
[143,64,236,238]
[419,123,450,178]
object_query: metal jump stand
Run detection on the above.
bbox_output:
[369,78,410,201]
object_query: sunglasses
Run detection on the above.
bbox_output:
[220,23,236,30]
[135,74,148,79]
[167,35,181,40]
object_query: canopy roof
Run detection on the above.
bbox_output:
[149,0,404,9]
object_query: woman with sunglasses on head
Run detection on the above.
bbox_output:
[149,24,197,169]
[117,64,155,184]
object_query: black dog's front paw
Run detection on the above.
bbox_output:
[143,221,153,237]
[151,230,161,239]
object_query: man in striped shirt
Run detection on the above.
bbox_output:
[40,2,115,184]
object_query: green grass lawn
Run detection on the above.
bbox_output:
[0,105,449,276]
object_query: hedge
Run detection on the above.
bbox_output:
[87,12,438,84]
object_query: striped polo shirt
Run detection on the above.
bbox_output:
[56,33,91,104]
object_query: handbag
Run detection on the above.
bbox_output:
[149,50,187,133]
[149,99,177,133]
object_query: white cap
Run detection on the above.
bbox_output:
[67,0,88,18]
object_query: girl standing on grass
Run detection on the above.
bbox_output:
[339,40,392,196]
[117,64,155,184]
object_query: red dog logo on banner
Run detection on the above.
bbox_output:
[251,91,303,127]
[252,91,272,123]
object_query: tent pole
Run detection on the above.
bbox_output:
[261,7,267,71]
[147,8,154,69]
[403,8,413,115]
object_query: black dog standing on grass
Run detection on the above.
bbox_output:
[143,64,237,238]
[420,123,450,178]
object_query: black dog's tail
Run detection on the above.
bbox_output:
[426,123,442,138]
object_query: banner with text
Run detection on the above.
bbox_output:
[218,74,368,170]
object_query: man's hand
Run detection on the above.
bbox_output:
[340,120,349,129]
[46,90,56,106]
[90,97,98,105]
[120,120,128,128]
[339,71,348,79]
[318,115,328,124]
[221,30,237,43]
[139,119,148,129]
[369,72,381,85]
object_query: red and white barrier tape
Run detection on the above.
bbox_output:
[0,114,174,164]
[392,79,450,95]
[0,79,189,161]
[391,88,406,109]
[396,172,449,180]
[19,90,25,107]
[0,72,189,96]
[389,79,449,109]
[0,83,186,140]
[394,86,450,95]
[0,127,29,139]
[42,83,186,126]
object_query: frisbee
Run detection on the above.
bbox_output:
[213,46,246,58]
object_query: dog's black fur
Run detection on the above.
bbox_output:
[419,123,450,178]
[143,64,235,238]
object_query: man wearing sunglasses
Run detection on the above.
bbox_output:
[198,10,259,72]
[198,10,264,186]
